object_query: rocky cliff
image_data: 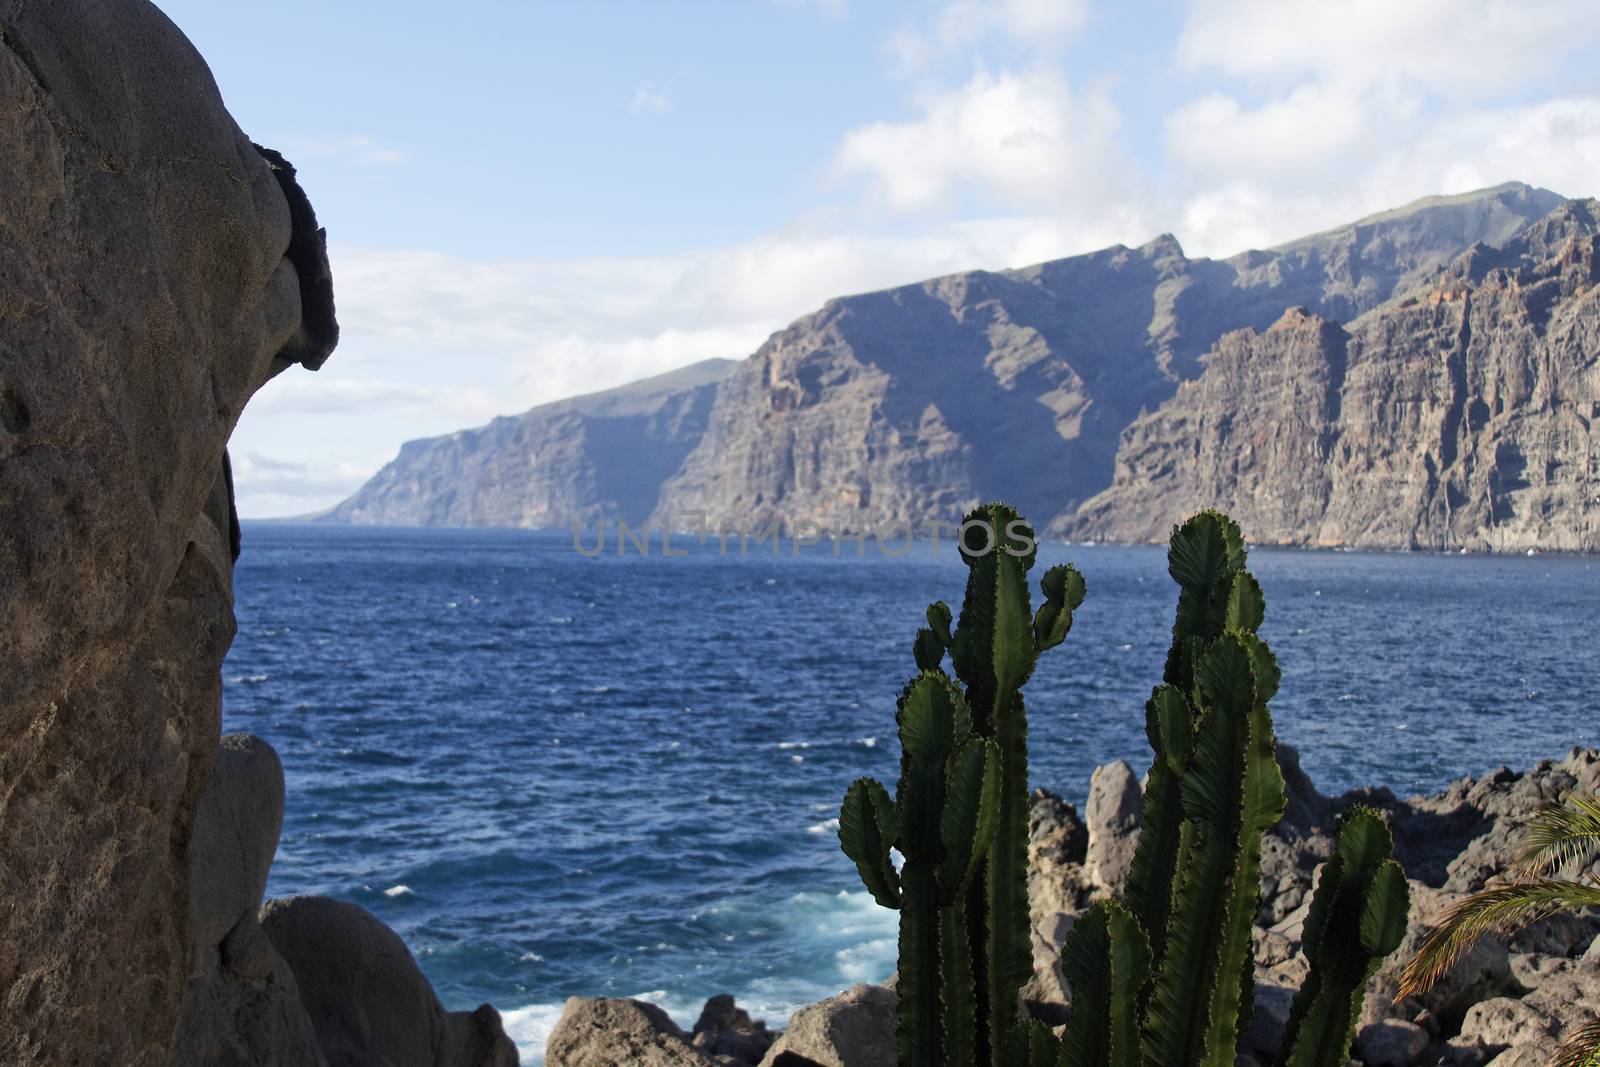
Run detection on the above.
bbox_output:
[328,358,734,527]
[326,183,1600,550]
[0,3,513,1063]
[1066,200,1600,550]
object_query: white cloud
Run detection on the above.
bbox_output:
[890,0,1089,71]
[1166,83,1376,180]
[1178,0,1600,97]
[1163,0,1600,256]
[273,135,407,167]
[230,451,391,517]
[248,376,502,420]
[629,80,674,116]
[1168,95,1600,257]
[833,69,1137,221]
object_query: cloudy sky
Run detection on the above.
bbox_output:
[155,0,1600,517]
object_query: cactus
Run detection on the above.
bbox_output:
[839,503,1085,1067]
[1046,511,1411,1067]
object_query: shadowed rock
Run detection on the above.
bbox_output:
[0,1,330,1061]
[260,896,518,1067]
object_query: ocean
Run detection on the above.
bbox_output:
[224,524,1600,1061]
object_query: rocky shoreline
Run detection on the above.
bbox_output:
[546,746,1600,1067]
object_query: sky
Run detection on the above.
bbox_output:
[151,0,1600,517]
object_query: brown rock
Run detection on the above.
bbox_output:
[1084,760,1142,892]
[545,997,709,1066]
[0,0,333,1061]
[757,985,894,1067]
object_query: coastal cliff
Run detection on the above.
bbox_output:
[1065,201,1600,550]
[326,183,1600,552]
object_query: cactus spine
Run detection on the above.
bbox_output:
[839,503,1086,1067]
[1048,511,1410,1067]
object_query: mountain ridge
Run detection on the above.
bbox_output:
[325,182,1599,551]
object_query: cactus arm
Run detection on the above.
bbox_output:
[938,739,1001,906]
[1033,564,1087,653]
[914,628,946,672]
[891,672,973,1067]
[1163,512,1249,689]
[839,778,901,910]
[1141,634,1262,1067]
[1124,685,1191,960]
[1225,572,1266,633]
[1277,809,1411,1067]
[897,859,946,1067]
[1060,901,1151,1067]
[985,689,1037,1061]
[948,503,1035,731]
[1023,1020,1063,1066]
[940,897,977,1067]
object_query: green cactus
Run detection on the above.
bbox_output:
[1047,511,1410,1067]
[1277,807,1411,1067]
[839,503,1085,1067]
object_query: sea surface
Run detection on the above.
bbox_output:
[226,524,1599,1061]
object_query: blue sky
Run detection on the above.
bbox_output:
[153,1,1600,516]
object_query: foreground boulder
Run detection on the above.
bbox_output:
[756,985,895,1067]
[260,896,517,1067]
[546,994,778,1067]
[170,734,324,1066]
[546,998,707,1066]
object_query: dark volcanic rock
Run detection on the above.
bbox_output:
[260,896,518,1067]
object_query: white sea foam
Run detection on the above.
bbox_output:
[500,1001,566,1065]
[501,889,897,1065]
[777,741,810,749]
[806,818,840,834]
[383,885,413,898]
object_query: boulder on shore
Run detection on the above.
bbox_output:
[260,896,518,1067]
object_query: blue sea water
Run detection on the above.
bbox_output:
[225,524,1600,1062]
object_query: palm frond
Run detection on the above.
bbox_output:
[1395,879,1600,1000]
[1552,1018,1600,1067]
[1517,795,1600,878]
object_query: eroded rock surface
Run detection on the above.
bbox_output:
[0,1,325,1061]
[0,3,514,1064]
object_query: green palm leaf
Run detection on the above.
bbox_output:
[1397,878,1600,999]
[1552,1018,1600,1067]
[1517,795,1600,878]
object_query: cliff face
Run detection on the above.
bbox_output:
[330,182,1587,547]
[0,4,320,1060]
[651,183,1566,536]
[0,4,514,1064]
[327,358,736,528]
[1067,200,1600,551]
